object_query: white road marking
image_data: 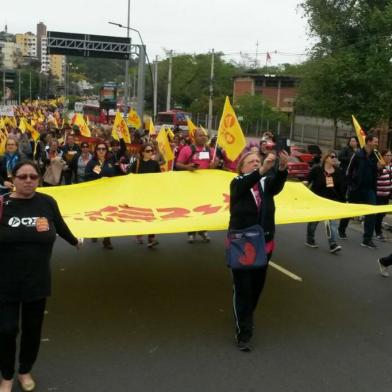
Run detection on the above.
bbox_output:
[270,261,303,282]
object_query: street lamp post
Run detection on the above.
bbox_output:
[108,21,148,121]
[124,0,131,115]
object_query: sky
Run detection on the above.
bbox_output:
[4,0,312,66]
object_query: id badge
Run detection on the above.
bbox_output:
[93,165,102,175]
[199,151,210,160]
[326,176,334,188]
[36,217,50,232]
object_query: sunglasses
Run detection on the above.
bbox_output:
[144,149,153,152]
[81,145,89,148]
[329,155,337,158]
[15,174,39,180]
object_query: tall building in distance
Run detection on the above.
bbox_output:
[15,32,37,58]
[36,21,46,61]
[50,54,65,83]
[40,36,50,73]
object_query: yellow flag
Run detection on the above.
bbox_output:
[217,96,246,161]
[351,115,366,148]
[166,127,174,140]
[112,112,131,143]
[351,115,384,164]
[0,129,7,155]
[26,120,40,142]
[149,118,156,136]
[127,108,142,129]
[19,117,27,133]
[74,113,91,137]
[0,118,7,131]
[186,117,197,141]
[157,127,174,170]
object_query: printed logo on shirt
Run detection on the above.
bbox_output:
[8,217,39,228]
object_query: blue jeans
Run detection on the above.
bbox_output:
[307,220,338,245]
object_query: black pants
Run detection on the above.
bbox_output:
[231,254,270,343]
[339,190,377,241]
[375,196,389,236]
[0,298,46,380]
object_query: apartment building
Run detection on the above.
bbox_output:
[233,74,298,113]
[15,32,37,58]
[0,41,21,69]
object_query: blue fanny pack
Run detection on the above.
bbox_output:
[225,224,267,269]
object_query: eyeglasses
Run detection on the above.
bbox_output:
[96,147,107,151]
[144,149,153,153]
[15,174,39,180]
[81,145,89,148]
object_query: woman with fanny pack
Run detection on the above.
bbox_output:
[228,150,288,352]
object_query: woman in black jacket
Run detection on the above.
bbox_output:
[0,161,80,392]
[304,150,345,253]
[85,142,119,249]
[130,143,161,247]
[338,136,359,175]
[229,150,288,351]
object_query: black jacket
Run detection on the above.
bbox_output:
[346,148,378,194]
[307,165,345,202]
[229,168,288,242]
[84,157,119,181]
[338,146,356,175]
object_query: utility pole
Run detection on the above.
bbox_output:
[124,0,131,115]
[18,70,21,104]
[136,44,146,120]
[29,71,32,101]
[166,50,172,111]
[255,41,259,68]
[153,55,158,120]
[208,49,215,133]
[3,70,6,105]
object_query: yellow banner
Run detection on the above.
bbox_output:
[39,171,392,238]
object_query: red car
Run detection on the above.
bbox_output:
[290,145,314,163]
[287,156,310,179]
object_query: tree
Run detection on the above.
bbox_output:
[299,0,392,130]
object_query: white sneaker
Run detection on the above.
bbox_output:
[188,234,195,243]
[378,259,389,277]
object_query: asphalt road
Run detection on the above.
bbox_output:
[30,221,392,392]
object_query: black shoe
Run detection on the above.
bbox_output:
[103,239,113,250]
[378,258,389,277]
[361,240,376,249]
[237,340,251,352]
[376,234,386,242]
[329,243,342,253]
[147,239,159,248]
[305,240,318,248]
